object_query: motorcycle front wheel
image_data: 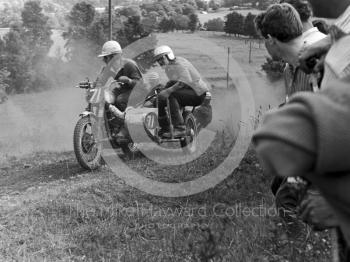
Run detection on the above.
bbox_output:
[73,116,102,170]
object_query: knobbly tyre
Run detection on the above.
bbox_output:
[73,59,212,170]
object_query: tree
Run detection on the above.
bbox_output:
[209,0,220,10]
[243,13,257,38]
[142,17,158,34]
[179,0,198,8]
[204,18,224,31]
[182,4,196,15]
[63,2,97,63]
[117,6,141,17]
[256,0,274,10]
[1,25,33,93]
[160,2,174,14]
[66,1,95,30]
[0,68,9,100]
[159,17,176,32]
[21,1,53,91]
[21,1,53,61]
[188,13,199,32]
[172,4,183,14]
[0,1,53,94]
[196,0,208,10]
[174,15,190,31]
[124,16,147,43]
[0,6,21,27]
[0,37,11,94]
[158,10,167,18]
[224,11,244,36]
[148,11,159,19]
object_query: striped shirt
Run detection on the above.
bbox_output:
[284,65,313,99]
[284,27,326,99]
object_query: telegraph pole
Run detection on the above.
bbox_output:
[109,0,112,40]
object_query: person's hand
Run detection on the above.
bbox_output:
[158,89,171,100]
[298,190,338,230]
[298,36,331,74]
[118,76,131,85]
[298,45,321,74]
[312,54,326,74]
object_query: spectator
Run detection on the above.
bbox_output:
[254,1,350,259]
[255,3,330,237]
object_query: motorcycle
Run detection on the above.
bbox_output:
[73,57,212,170]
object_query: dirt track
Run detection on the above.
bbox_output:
[0,152,82,197]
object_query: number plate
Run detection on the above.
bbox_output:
[144,112,158,130]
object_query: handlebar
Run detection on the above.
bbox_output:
[76,79,125,89]
[76,79,92,89]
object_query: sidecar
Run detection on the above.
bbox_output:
[74,53,201,170]
[122,100,198,155]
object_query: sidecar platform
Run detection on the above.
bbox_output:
[158,137,185,143]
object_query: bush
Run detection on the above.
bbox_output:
[0,1,53,94]
[261,57,285,81]
[204,18,224,32]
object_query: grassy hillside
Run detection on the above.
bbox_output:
[0,32,331,261]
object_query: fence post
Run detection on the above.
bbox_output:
[249,41,252,63]
[227,47,230,89]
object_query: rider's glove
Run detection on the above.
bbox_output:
[118,76,132,85]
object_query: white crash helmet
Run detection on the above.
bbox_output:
[153,45,175,62]
[98,40,122,57]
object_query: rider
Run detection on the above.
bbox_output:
[98,40,143,112]
[153,45,210,137]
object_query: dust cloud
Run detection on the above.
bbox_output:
[0,42,101,160]
[0,85,84,158]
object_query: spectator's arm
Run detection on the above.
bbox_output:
[298,35,332,73]
[253,102,316,178]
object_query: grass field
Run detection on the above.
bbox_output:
[0,32,332,261]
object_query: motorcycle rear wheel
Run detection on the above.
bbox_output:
[180,112,198,154]
[73,116,102,170]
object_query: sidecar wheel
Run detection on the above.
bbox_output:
[180,113,198,154]
[120,142,140,158]
[74,116,102,170]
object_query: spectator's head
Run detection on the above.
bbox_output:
[255,3,303,63]
[307,0,350,18]
[280,0,312,23]
[255,3,303,42]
